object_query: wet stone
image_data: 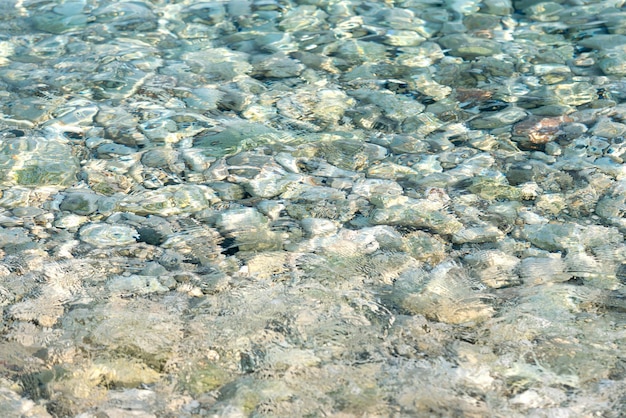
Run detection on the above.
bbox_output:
[117,185,217,216]
[0,135,79,188]
[438,34,502,58]
[60,192,101,216]
[79,223,138,248]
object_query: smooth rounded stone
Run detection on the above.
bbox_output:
[548,82,596,107]
[96,106,145,146]
[284,196,360,223]
[590,118,626,139]
[605,137,626,163]
[252,53,304,78]
[183,47,252,79]
[299,139,387,171]
[522,1,563,21]
[351,179,404,199]
[288,227,379,256]
[369,194,410,209]
[596,193,626,224]
[300,218,338,237]
[90,63,149,102]
[512,115,572,149]
[180,2,226,25]
[367,161,419,180]
[141,148,178,168]
[11,206,43,218]
[244,172,303,199]
[240,251,290,279]
[372,134,429,155]
[517,256,571,285]
[464,250,520,289]
[85,170,132,196]
[369,198,463,235]
[578,35,626,51]
[297,159,358,179]
[580,225,624,251]
[46,99,99,127]
[563,248,603,280]
[437,147,479,169]
[183,87,224,111]
[0,214,24,227]
[0,227,31,249]
[207,181,245,201]
[281,183,346,202]
[521,222,620,252]
[348,225,403,252]
[469,107,527,129]
[396,42,445,67]
[93,1,157,31]
[135,217,174,246]
[445,0,481,14]
[54,213,89,230]
[276,88,355,128]
[403,230,448,265]
[349,89,425,123]
[138,117,178,143]
[384,30,426,47]
[485,201,522,224]
[117,185,218,216]
[216,85,257,113]
[252,32,299,54]
[594,157,626,179]
[481,0,513,15]
[215,207,283,252]
[0,188,32,210]
[535,194,566,215]
[139,262,168,277]
[274,152,300,174]
[256,200,285,221]
[139,113,213,145]
[438,34,502,58]
[467,178,522,201]
[60,192,101,215]
[463,13,501,31]
[79,223,138,247]
[265,346,321,370]
[392,261,494,324]
[225,151,275,169]
[30,9,89,34]
[505,160,552,186]
[452,225,504,244]
[279,5,328,32]
[194,120,278,158]
[180,148,215,173]
[108,275,169,296]
[161,226,223,265]
[0,135,78,187]
[333,40,387,64]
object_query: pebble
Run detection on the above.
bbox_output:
[79,223,138,247]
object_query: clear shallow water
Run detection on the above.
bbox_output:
[0,0,625,416]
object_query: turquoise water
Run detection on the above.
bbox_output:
[0,0,625,416]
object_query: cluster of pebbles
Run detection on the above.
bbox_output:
[0,0,625,416]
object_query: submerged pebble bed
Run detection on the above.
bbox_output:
[0,0,625,416]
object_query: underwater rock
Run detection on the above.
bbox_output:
[79,223,138,248]
[117,185,218,216]
[370,198,463,235]
[392,261,494,324]
[0,135,78,187]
